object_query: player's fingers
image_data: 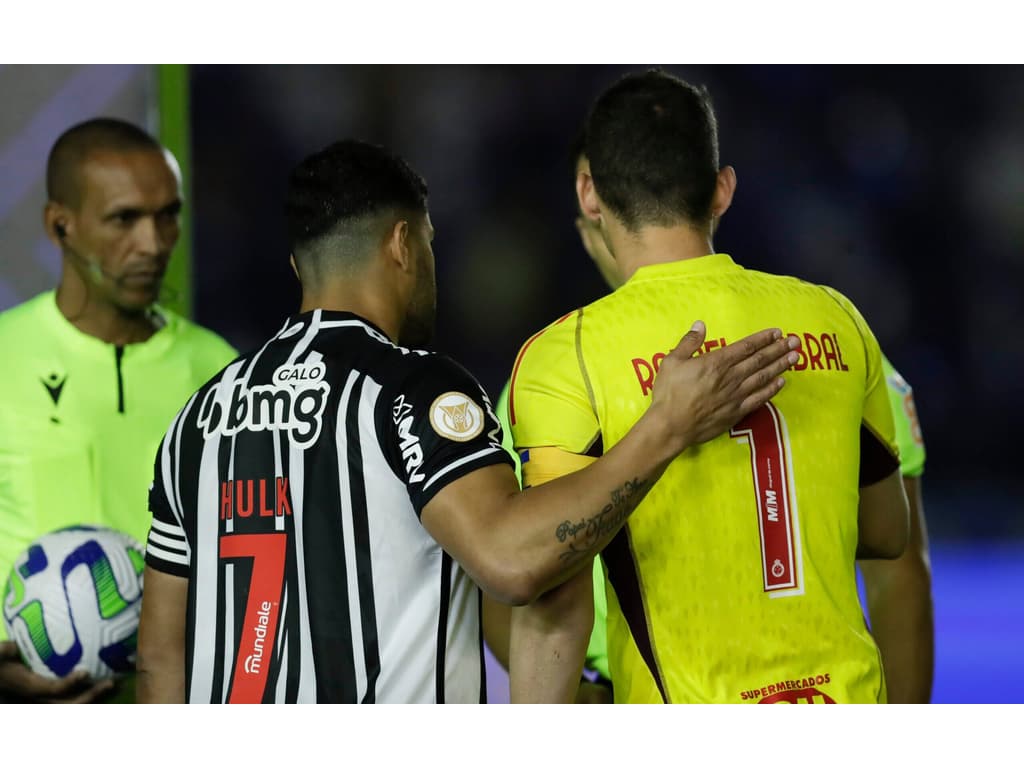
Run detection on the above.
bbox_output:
[734,346,800,400]
[64,679,116,704]
[727,334,799,385]
[712,328,784,370]
[36,669,92,697]
[736,376,787,417]
[0,640,21,661]
[668,320,707,359]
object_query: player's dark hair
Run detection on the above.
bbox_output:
[46,117,163,207]
[285,139,428,259]
[584,69,720,231]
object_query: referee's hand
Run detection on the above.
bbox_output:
[651,321,800,449]
[0,640,115,703]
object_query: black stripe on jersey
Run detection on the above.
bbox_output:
[603,528,669,703]
[860,422,900,486]
[307,374,358,702]
[435,552,453,704]
[263,434,295,703]
[345,372,382,703]
[207,435,235,702]
[477,587,487,704]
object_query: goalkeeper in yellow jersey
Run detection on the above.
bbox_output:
[504,70,911,703]
[489,144,932,703]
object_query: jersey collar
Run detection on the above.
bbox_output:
[625,253,740,284]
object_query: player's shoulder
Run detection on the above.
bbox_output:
[157,306,237,357]
[514,308,581,359]
[0,291,56,334]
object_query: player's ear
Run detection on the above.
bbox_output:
[384,218,412,273]
[576,170,602,225]
[710,166,737,222]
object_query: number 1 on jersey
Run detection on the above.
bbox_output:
[730,403,802,595]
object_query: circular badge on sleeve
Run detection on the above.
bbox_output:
[429,392,485,442]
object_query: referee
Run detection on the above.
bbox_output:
[135,139,799,703]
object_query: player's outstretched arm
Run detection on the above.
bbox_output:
[422,322,801,605]
[0,641,115,703]
[136,566,188,703]
[859,475,933,702]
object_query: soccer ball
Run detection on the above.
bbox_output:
[2,525,146,680]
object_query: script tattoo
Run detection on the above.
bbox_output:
[555,477,650,565]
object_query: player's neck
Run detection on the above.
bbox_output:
[611,221,715,282]
[299,287,401,343]
[55,275,158,345]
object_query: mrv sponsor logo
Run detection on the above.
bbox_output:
[198,359,331,448]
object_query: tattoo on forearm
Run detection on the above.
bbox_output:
[555,477,650,564]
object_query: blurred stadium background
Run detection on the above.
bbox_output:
[1,64,1020,703]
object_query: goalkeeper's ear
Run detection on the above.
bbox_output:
[576,168,602,227]
[710,165,737,234]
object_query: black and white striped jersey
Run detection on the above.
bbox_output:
[144,309,512,703]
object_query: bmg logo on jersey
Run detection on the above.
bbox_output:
[198,360,331,449]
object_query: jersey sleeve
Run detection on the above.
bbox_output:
[494,380,522,488]
[508,311,601,488]
[382,354,513,516]
[881,354,927,477]
[144,434,191,578]
[822,287,899,486]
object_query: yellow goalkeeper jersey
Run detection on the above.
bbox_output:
[508,254,899,703]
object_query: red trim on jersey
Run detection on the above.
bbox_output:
[508,310,575,426]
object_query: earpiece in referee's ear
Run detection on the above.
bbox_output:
[55,222,67,239]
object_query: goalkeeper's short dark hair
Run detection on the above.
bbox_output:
[584,69,720,231]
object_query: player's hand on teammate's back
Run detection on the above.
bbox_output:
[0,640,115,703]
[650,321,800,448]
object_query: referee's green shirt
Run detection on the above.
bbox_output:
[0,291,236,639]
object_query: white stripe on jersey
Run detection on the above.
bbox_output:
[147,530,187,554]
[189,359,239,703]
[335,370,368,700]
[423,447,505,491]
[282,317,322,703]
[146,546,189,566]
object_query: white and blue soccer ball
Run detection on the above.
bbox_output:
[2,525,145,680]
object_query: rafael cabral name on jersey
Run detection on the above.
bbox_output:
[632,330,850,397]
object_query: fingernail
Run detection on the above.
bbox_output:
[690,320,705,332]
[788,351,799,364]
[787,336,800,349]
[777,377,786,388]
[773,329,782,340]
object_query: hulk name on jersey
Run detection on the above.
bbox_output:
[145,310,511,703]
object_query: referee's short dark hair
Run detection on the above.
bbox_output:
[585,69,720,232]
[47,117,163,207]
[285,140,429,255]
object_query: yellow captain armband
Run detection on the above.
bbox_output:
[520,446,598,488]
